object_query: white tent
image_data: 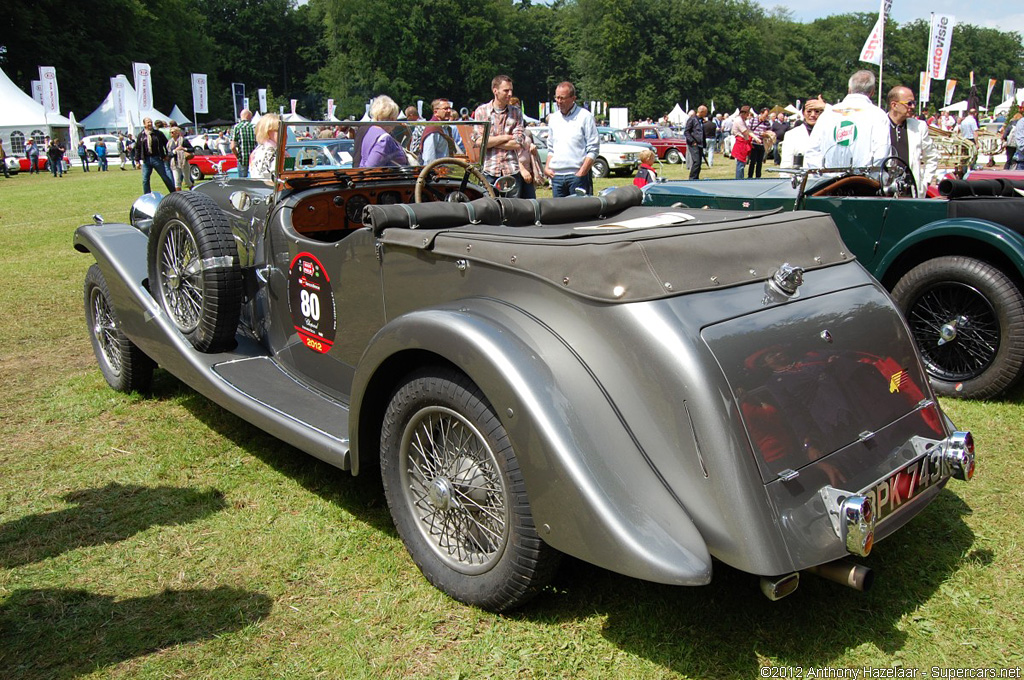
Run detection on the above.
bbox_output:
[993,89,1024,115]
[168,104,192,125]
[282,112,311,123]
[667,103,686,125]
[79,75,171,133]
[940,100,974,113]
[0,67,76,154]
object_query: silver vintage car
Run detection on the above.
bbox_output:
[75,120,975,611]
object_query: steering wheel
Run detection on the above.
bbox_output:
[880,155,917,198]
[415,156,496,203]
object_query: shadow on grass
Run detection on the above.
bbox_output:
[518,489,977,676]
[166,377,395,536]
[0,483,226,568]
[0,585,273,679]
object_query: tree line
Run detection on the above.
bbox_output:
[3,0,1022,124]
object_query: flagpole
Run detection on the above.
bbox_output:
[877,12,885,107]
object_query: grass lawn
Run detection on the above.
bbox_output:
[0,163,1022,679]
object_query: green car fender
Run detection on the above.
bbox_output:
[871,216,1024,286]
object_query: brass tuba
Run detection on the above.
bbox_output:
[929,125,978,172]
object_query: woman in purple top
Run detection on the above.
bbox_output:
[354,95,409,168]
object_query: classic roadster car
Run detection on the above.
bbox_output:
[645,162,1024,401]
[76,121,975,611]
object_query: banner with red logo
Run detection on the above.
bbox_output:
[191,73,208,114]
[859,0,892,66]
[111,76,127,126]
[38,66,60,114]
[133,62,153,112]
[927,14,955,80]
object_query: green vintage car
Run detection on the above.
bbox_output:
[644,165,1024,400]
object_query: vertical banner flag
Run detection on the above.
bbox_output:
[416,99,423,118]
[328,98,336,119]
[859,0,892,65]
[1004,80,1016,104]
[920,72,931,104]
[111,76,127,127]
[31,80,43,106]
[38,67,60,114]
[986,79,997,110]
[290,99,297,115]
[231,83,245,120]
[243,97,250,112]
[133,62,153,113]
[257,88,267,114]
[191,74,208,114]
[944,79,957,107]
[927,14,955,80]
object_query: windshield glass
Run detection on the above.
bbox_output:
[271,120,490,177]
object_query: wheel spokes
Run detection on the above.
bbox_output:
[908,282,1000,381]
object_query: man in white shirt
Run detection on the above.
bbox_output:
[544,81,599,197]
[805,70,890,169]
[959,108,979,142]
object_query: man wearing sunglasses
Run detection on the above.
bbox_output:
[781,96,826,168]
[886,85,938,196]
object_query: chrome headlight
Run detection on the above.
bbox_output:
[129,192,164,234]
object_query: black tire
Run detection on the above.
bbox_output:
[591,157,609,178]
[147,191,242,353]
[665,147,683,164]
[189,164,203,183]
[891,256,1024,399]
[85,264,154,392]
[86,150,98,162]
[380,368,560,611]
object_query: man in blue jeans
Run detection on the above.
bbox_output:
[544,81,599,197]
[134,117,175,194]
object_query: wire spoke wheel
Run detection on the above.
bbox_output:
[156,219,204,334]
[892,256,1024,399]
[401,405,509,574]
[906,281,999,382]
[90,282,124,375]
[84,264,153,393]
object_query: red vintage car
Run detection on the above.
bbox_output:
[17,154,71,172]
[188,148,238,182]
[623,125,688,164]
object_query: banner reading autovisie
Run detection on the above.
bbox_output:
[927,14,955,81]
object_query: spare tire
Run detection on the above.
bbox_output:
[148,191,241,352]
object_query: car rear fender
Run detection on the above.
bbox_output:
[873,217,1024,285]
[350,300,713,586]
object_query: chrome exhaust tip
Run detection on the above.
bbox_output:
[760,572,800,601]
[806,559,874,591]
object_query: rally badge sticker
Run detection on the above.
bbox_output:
[288,252,337,354]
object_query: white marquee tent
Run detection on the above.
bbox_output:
[667,103,686,125]
[79,76,171,133]
[0,67,76,154]
[169,104,192,125]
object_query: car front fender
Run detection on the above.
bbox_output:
[350,299,712,586]
[873,217,1024,284]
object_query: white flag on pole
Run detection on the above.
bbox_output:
[31,80,43,106]
[191,74,209,114]
[133,62,153,113]
[920,72,931,104]
[927,14,955,80]
[859,0,892,65]
[258,89,268,114]
[111,76,127,127]
[1004,80,1016,103]
[944,79,957,107]
[38,66,60,114]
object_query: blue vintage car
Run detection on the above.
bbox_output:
[76,121,975,611]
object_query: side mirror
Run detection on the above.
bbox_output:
[494,175,517,195]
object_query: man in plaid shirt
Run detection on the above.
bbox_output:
[473,75,525,198]
[231,109,257,178]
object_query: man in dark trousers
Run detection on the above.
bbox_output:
[684,105,708,179]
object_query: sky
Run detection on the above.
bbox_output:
[752,0,1024,36]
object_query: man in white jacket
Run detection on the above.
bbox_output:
[805,70,890,169]
[781,97,826,168]
[885,85,939,196]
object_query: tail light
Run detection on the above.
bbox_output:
[944,431,975,481]
[840,494,875,557]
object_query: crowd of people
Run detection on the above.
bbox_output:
[7,69,1022,196]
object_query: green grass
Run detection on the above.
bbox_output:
[1,166,1022,679]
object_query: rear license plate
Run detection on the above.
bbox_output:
[860,449,952,524]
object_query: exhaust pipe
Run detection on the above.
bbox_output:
[806,559,874,591]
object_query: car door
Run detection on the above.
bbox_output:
[258,191,386,401]
[803,195,892,268]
